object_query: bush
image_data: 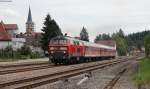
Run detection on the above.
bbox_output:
[0,45,42,60]
[18,45,32,56]
[12,51,22,59]
[144,34,150,57]
[30,52,41,59]
[113,34,128,56]
[0,46,14,59]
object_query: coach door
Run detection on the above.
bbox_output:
[72,41,81,56]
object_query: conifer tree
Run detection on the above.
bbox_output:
[41,14,62,53]
[118,28,125,38]
[80,27,89,41]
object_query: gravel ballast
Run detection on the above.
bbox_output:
[34,60,139,89]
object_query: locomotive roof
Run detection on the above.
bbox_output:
[65,36,116,50]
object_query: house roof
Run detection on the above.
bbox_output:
[0,22,11,41]
[5,24,18,30]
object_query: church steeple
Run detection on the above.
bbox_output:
[26,6,35,35]
[27,7,32,22]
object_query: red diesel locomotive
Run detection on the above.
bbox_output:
[48,36,116,64]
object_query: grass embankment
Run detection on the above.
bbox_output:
[134,57,150,85]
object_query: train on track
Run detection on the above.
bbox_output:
[48,36,116,64]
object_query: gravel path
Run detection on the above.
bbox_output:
[33,60,139,89]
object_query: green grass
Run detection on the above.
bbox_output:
[133,57,150,85]
[0,59,19,62]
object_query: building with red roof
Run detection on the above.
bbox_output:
[0,21,11,41]
[0,21,19,49]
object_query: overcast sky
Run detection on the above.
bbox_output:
[0,0,150,41]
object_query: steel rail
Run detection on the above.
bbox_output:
[103,68,127,89]
[0,62,49,68]
[0,64,57,75]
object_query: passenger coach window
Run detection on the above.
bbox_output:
[73,41,80,45]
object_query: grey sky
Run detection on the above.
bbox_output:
[0,0,150,41]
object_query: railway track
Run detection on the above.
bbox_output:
[0,57,125,75]
[103,56,142,89]
[0,58,134,89]
[0,61,49,68]
[103,68,127,89]
[0,58,120,75]
[0,63,58,75]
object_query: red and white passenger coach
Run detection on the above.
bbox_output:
[48,36,116,64]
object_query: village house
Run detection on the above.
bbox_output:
[0,21,25,49]
[0,7,43,53]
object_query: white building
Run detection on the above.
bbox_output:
[12,38,26,50]
[0,21,19,49]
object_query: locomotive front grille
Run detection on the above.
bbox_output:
[50,51,68,59]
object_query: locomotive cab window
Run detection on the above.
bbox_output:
[50,36,68,45]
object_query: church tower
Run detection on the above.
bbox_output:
[26,7,35,35]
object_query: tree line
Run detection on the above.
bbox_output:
[94,29,128,56]
[127,30,150,51]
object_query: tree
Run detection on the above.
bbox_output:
[112,29,128,56]
[94,34,102,42]
[17,45,32,56]
[80,27,89,41]
[94,33,111,42]
[118,28,125,38]
[41,14,63,52]
[144,33,150,57]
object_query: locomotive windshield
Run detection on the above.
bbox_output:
[50,36,68,45]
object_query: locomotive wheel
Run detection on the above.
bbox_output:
[70,58,74,64]
[76,57,80,64]
[80,57,85,63]
[72,57,77,64]
[60,59,63,64]
[49,56,52,63]
[86,58,89,62]
[64,59,67,64]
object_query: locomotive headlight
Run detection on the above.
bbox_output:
[51,51,54,53]
[50,47,55,50]
[63,51,66,53]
